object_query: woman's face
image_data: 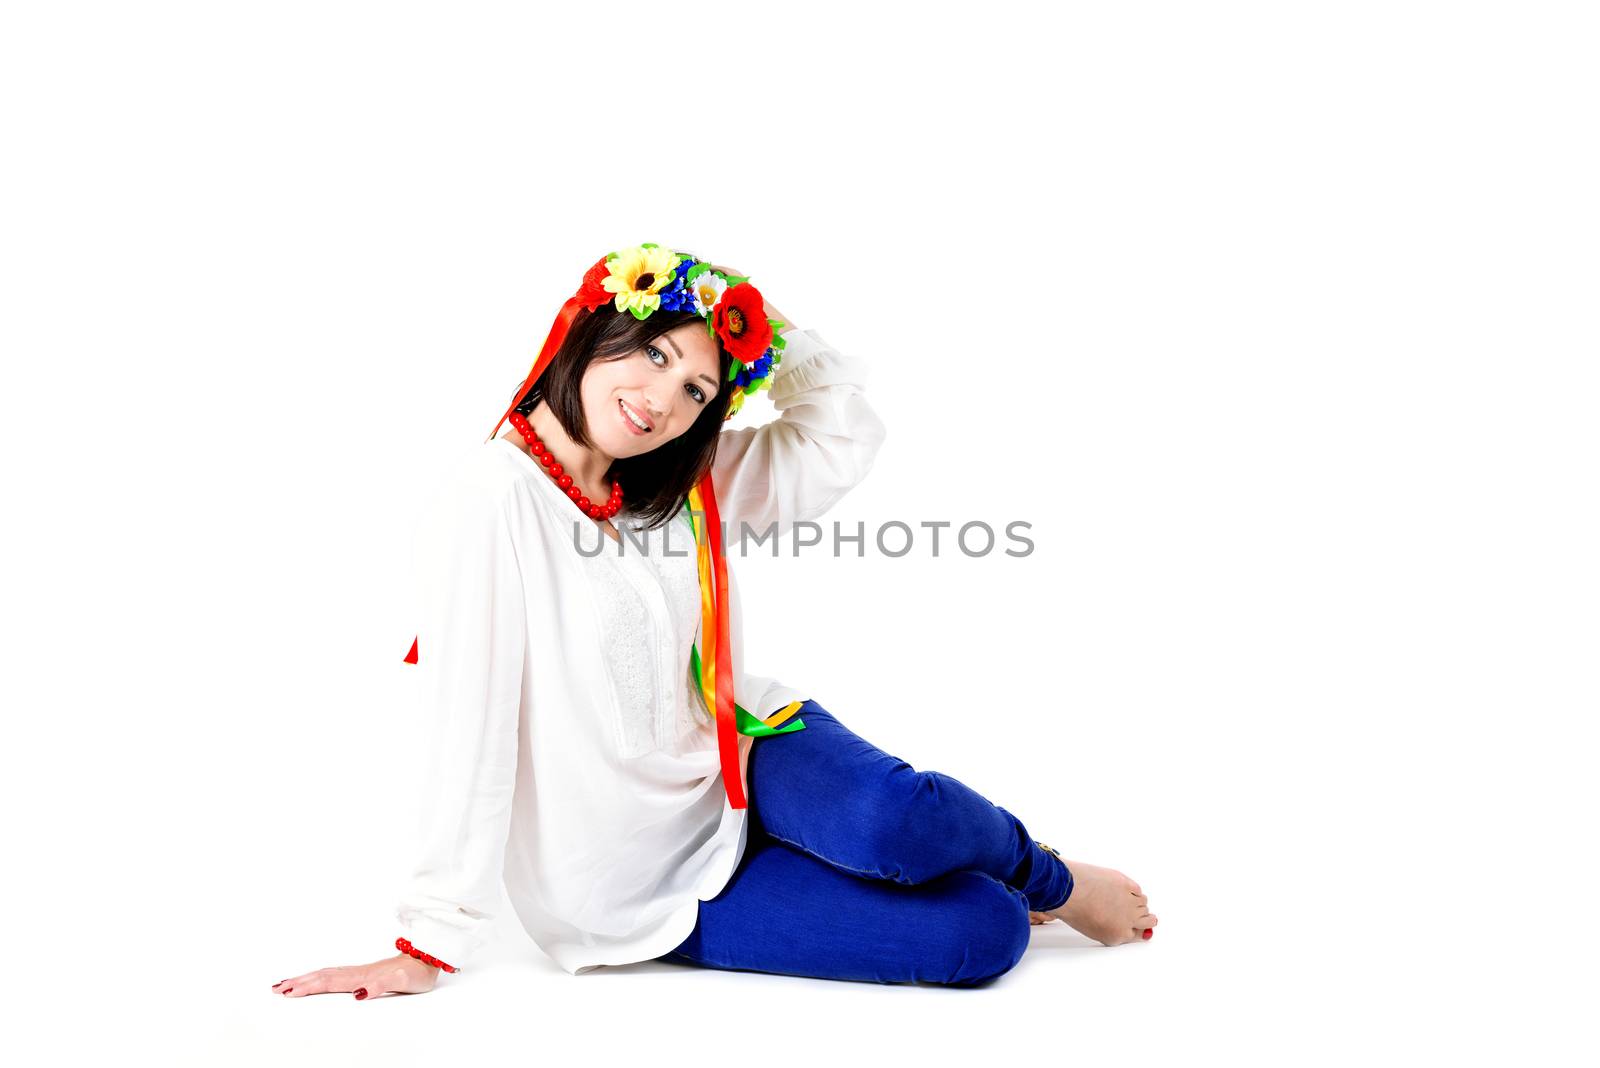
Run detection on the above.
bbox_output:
[580,320,724,459]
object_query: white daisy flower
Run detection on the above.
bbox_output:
[688,271,729,318]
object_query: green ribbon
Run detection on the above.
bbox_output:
[689,644,807,738]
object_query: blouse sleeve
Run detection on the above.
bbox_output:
[393,475,527,972]
[710,326,888,551]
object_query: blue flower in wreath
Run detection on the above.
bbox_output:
[656,256,699,313]
[731,349,776,389]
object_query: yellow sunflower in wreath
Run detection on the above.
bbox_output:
[599,244,682,319]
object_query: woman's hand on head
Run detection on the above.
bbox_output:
[272,953,440,1001]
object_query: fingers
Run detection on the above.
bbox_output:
[357,961,432,1000]
[1028,911,1054,925]
[274,966,357,998]
[272,972,312,995]
[274,957,437,1001]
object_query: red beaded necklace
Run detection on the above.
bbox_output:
[507,410,623,521]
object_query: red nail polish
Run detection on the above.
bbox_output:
[282,987,293,993]
[1142,928,1153,940]
[354,988,368,1000]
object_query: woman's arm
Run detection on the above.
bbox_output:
[709,325,888,551]
[393,475,527,972]
[275,471,526,999]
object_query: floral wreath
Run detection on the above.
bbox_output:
[575,243,787,421]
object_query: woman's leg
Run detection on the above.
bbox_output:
[745,700,1075,913]
[660,833,1032,986]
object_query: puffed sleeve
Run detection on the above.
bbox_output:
[710,327,888,550]
[393,476,526,972]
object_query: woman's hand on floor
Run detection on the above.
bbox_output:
[272,954,440,1000]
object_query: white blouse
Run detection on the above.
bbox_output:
[394,326,887,975]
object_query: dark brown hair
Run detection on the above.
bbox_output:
[513,304,737,529]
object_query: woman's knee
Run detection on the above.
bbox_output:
[920,872,1031,987]
[859,767,979,884]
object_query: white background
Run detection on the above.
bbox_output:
[2,1,1595,1064]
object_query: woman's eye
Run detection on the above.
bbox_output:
[648,344,707,403]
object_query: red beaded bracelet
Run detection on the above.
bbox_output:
[396,936,459,974]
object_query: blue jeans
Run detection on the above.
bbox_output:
[656,700,1074,987]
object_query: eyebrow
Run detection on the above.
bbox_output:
[661,335,720,392]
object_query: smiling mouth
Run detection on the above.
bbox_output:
[619,398,653,433]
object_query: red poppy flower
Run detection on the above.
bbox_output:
[712,282,773,364]
[576,256,613,312]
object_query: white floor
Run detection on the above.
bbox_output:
[198,889,1583,1068]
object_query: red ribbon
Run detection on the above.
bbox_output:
[484,293,588,444]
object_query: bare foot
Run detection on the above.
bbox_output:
[1044,859,1158,946]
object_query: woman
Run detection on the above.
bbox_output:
[273,244,1158,998]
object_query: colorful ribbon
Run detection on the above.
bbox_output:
[686,477,807,808]
[688,478,736,805]
[690,643,807,737]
